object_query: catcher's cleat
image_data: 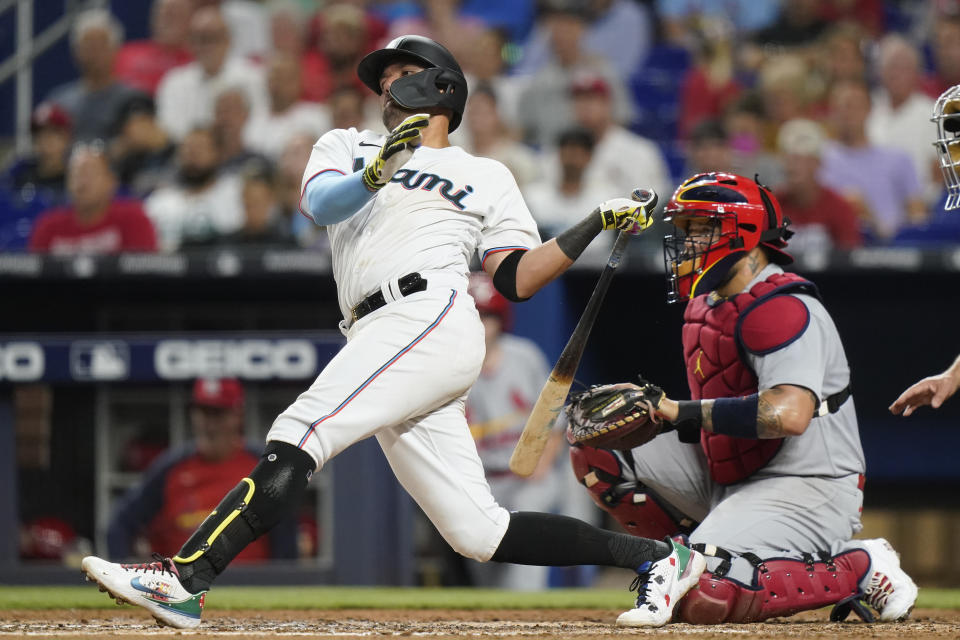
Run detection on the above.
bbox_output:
[616,539,706,627]
[860,538,918,621]
[81,554,206,629]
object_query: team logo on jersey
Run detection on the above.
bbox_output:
[389,169,474,210]
[694,350,705,378]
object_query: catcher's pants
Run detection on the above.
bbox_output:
[268,285,510,561]
[620,432,866,584]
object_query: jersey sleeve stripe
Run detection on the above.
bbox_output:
[298,168,348,220]
[295,290,459,449]
[480,246,528,270]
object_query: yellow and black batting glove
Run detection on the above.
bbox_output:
[361,113,430,191]
[597,197,655,234]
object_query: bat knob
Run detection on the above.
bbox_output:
[631,187,658,210]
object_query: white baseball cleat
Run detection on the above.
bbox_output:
[616,540,707,627]
[81,554,206,629]
[860,538,918,621]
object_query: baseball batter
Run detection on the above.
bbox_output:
[81,36,705,629]
[891,83,960,415]
[570,172,918,624]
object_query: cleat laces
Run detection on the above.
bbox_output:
[864,571,895,612]
[120,553,177,577]
[629,563,658,612]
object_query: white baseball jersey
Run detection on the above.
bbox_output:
[300,128,541,323]
[268,129,545,562]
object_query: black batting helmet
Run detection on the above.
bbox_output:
[357,35,468,133]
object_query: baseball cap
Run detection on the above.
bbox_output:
[777,118,825,157]
[31,102,72,133]
[570,75,611,98]
[192,378,244,409]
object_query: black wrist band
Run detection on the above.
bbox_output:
[673,400,703,443]
[556,210,603,260]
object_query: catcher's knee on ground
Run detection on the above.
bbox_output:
[570,445,696,539]
[174,441,315,572]
[676,546,871,624]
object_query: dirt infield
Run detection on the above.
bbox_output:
[0,608,957,639]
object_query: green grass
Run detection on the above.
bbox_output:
[0,586,957,611]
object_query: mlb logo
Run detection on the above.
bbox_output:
[70,341,130,381]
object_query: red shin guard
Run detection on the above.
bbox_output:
[676,549,871,623]
[569,445,695,539]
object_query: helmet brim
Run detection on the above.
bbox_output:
[357,49,435,95]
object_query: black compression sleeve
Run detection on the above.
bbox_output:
[490,512,671,570]
[492,250,529,302]
[555,210,603,260]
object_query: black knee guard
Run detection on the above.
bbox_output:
[173,441,315,575]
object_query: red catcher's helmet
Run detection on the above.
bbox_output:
[663,172,793,303]
[467,271,512,330]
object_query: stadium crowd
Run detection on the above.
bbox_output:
[2,0,959,255]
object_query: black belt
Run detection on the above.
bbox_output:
[351,272,427,322]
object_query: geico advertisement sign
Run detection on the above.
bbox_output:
[155,340,317,379]
[0,343,44,381]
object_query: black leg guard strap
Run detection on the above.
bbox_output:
[490,511,671,570]
[173,441,315,592]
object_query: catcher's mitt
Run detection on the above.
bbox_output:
[565,382,665,450]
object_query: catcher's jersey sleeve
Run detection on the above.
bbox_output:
[747,292,864,478]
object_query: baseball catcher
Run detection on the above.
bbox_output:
[570,172,919,625]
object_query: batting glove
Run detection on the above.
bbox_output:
[361,113,430,191]
[597,197,655,234]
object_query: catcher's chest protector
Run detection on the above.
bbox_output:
[682,273,818,485]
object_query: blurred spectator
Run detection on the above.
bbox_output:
[268,1,328,103]
[307,0,387,65]
[277,133,327,249]
[463,84,539,188]
[818,0,885,38]
[384,0,487,66]
[813,22,869,94]
[569,75,670,201]
[524,128,617,261]
[752,0,828,47]
[514,0,653,81]
[515,2,631,148]
[328,85,373,132]
[921,12,960,99]
[656,0,780,46]
[156,6,267,141]
[684,119,733,175]
[4,103,71,199]
[145,127,244,251]
[28,145,157,254]
[867,34,939,204]
[724,93,784,186]
[310,4,376,103]
[677,16,743,140]
[819,80,926,240]
[45,9,140,143]
[0,104,73,251]
[113,0,194,95]
[757,54,819,143]
[219,0,271,61]
[776,118,862,250]
[245,53,331,160]
[218,163,297,247]
[107,378,297,562]
[110,94,178,198]
[211,86,267,177]
[462,27,524,127]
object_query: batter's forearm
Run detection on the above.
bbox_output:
[303,171,374,225]
[513,239,574,298]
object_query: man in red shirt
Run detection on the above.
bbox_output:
[114,0,194,95]
[107,379,297,562]
[28,145,157,254]
[775,118,862,249]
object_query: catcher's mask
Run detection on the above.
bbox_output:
[663,172,793,303]
[357,35,468,133]
[932,84,960,211]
